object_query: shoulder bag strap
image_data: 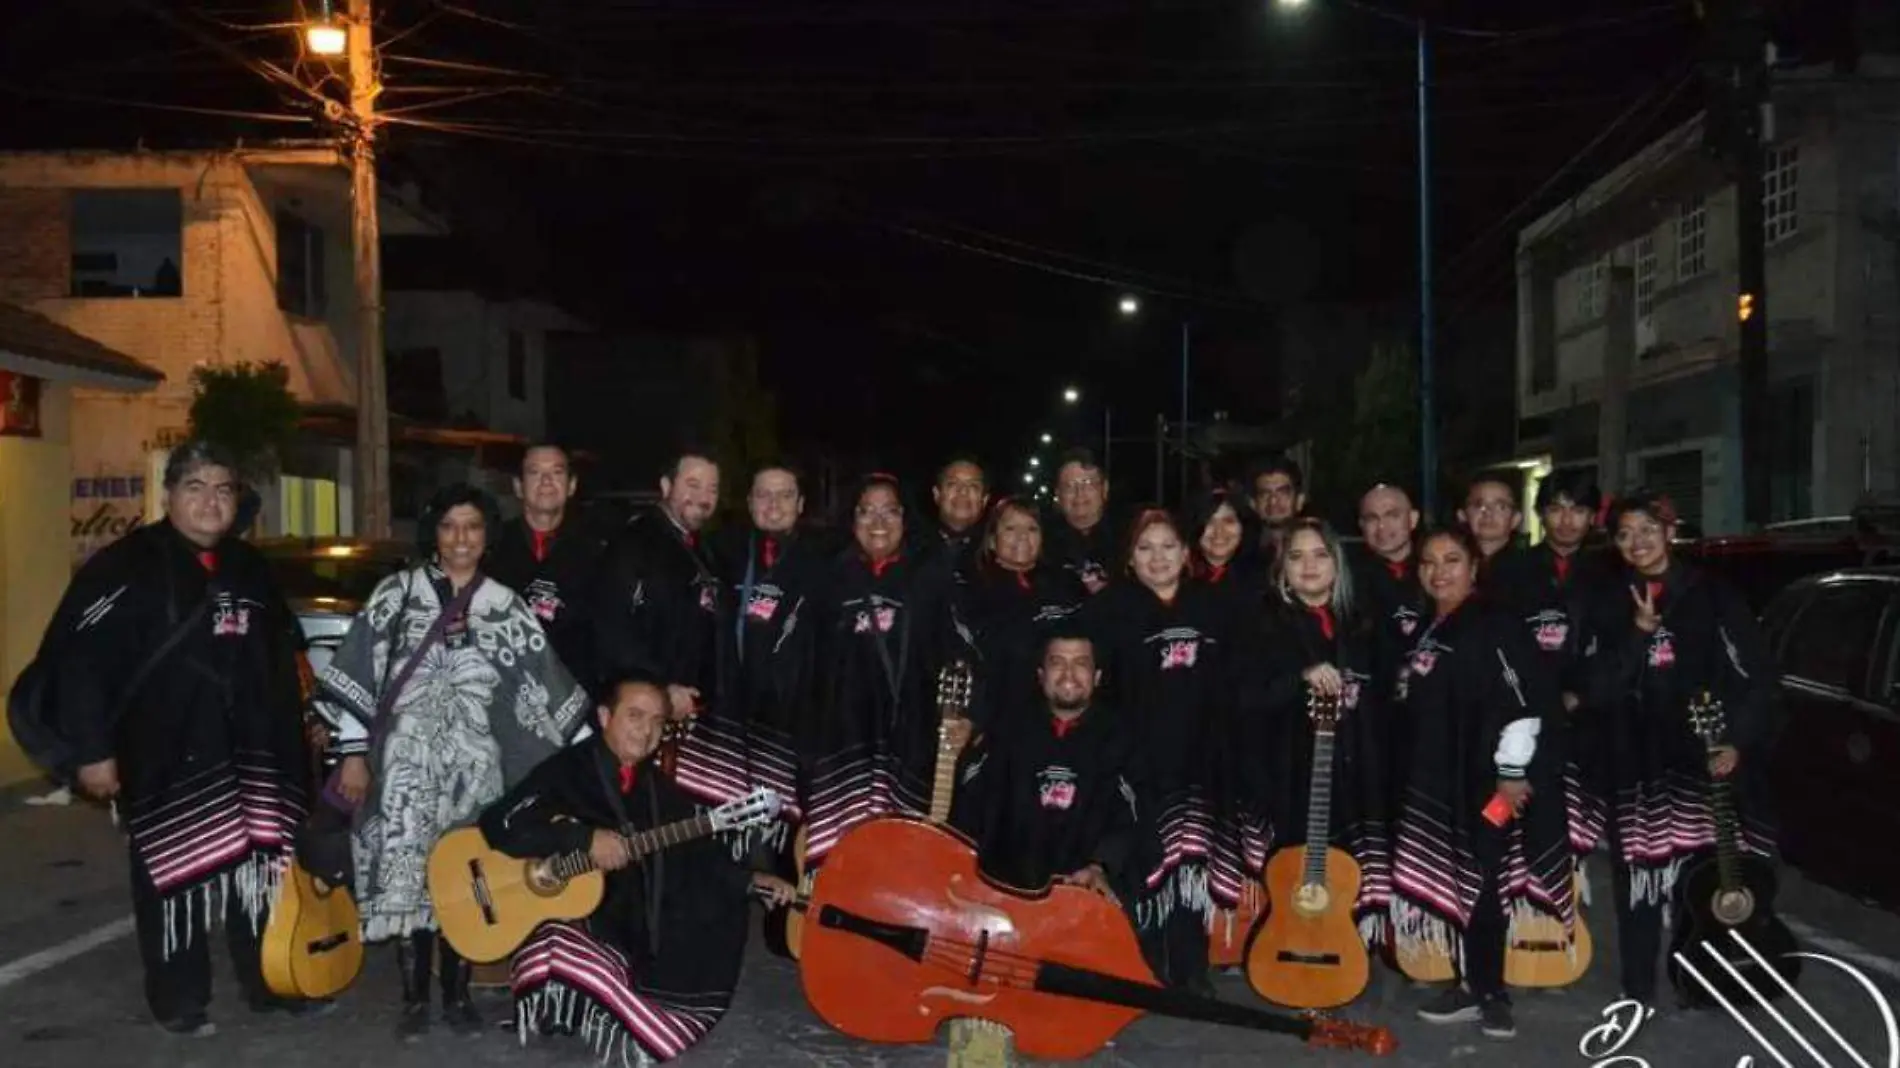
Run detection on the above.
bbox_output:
[376,574,485,719]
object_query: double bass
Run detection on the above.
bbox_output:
[798,817,1395,1060]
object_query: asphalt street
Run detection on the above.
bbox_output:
[1,795,1896,1068]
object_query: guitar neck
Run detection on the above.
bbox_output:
[1707,760,1744,893]
[928,717,962,825]
[544,812,721,880]
[1301,728,1337,884]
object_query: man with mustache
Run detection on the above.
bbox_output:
[594,448,729,725]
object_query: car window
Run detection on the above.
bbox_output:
[267,555,403,605]
[1779,582,1891,695]
[1760,587,1807,658]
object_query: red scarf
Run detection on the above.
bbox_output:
[762,536,778,570]
[617,763,637,794]
[1553,553,1571,583]
[1206,562,1229,584]
[197,550,217,573]
[1052,714,1081,739]
[531,528,553,563]
[1309,603,1335,640]
[1013,568,1032,591]
[1385,559,1408,581]
[867,553,900,578]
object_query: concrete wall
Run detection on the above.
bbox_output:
[385,291,563,441]
[0,383,73,789]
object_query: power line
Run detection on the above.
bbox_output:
[0,82,316,124]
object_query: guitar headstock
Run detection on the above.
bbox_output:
[1307,688,1342,729]
[710,788,783,833]
[1306,1016,1397,1057]
[937,660,974,722]
[1687,690,1727,748]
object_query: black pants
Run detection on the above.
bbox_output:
[1457,821,1508,1001]
[1136,895,1209,989]
[1607,832,1667,1001]
[400,928,472,1005]
[130,847,265,1021]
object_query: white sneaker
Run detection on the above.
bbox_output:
[24,786,72,807]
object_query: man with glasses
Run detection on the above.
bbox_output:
[491,443,609,698]
[27,439,319,1034]
[1047,449,1118,595]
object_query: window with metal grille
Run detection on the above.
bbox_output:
[1635,233,1657,317]
[1577,255,1607,321]
[1764,144,1799,245]
[1678,199,1707,279]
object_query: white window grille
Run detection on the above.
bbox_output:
[1678,198,1707,279]
[1764,144,1799,245]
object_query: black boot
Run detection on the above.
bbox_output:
[439,940,484,1037]
[395,931,433,1042]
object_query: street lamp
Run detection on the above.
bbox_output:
[1022,472,1035,485]
[305,2,348,56]
[1118,294,1141,317]
[1028,457,1041,468]
[1274,0,1437,518]
[1040,431,1053,445]
[1062,387,1080,404]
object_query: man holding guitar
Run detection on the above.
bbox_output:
[478,675,794,1063]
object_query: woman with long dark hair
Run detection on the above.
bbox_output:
[1238,518,1392,948]
[1579,491,1781,1008]
[1393,527,1572,1041]
[1081,507,1234,992]
[798,474,978,868]
[1186,487,1266,602]
[317,483,589,1039]
[959,496,1087,729]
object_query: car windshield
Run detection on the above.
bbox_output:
[267,553,401,606]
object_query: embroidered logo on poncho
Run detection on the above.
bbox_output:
[524,578,564,623]
[1037,766,1078,811]
[854,605,897,633]
[1535,620,1569,652]
[698,584,718,614]
[212,601,251,636]
[745,592,780,622]
[1409,650,1438,676]
[1396,609,1420,636]
[1160,639,1199,670]
[1648,631,1676,668]
[1342,678,1363,710]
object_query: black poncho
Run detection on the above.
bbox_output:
[481,737,755,1064]
[950,700,1144,897]
[1237,594,1393,946]
[1080,579,1235,926]
[48,523,308,955]
[1578,561,1782,907]
[1044,516,1120,595]
[1388,599,1575,965]
[487,514,609,699]
[1483,543,1617,855]
[800,550,976,865]
[958,561,1086,731]
[593,507,730,703]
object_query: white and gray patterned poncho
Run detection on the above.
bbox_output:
[315,564,590,943]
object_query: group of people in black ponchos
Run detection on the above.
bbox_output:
[31,436,1784,1063]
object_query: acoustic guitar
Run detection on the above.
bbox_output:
[1245,691,1369,1009]
[784,661,974,960]
[1503,870,1593,988]
[1667,691,1799,1007]
[798,817,1395,1060]
[429,786,783,963]
[260,856,365,1000]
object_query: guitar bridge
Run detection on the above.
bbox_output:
[466,858,497,926]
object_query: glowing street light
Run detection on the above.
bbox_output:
[1118,294,1141,316]
[1022,472,1035,485]
[1062,386,1080,404]
[1039,431,1053,445]
[1275,0,1311,8]
[1028,457,1041,468]
[304,2,348,56]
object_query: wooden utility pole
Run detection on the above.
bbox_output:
[347,0,390,538]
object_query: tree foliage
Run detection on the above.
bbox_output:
[706,339,780,508]
[1313,342,1421,521]
[186,361,301,482]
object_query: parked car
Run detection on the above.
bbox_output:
[256,537,412,676]
[1761,567,1900,908]
[1683,507,1900,613]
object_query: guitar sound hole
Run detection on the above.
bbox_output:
[525,862,565,898]
[1277,950,1342,965]
[1512,940,1565,952]
[1712,889,1756,926]
[306,933,351,955]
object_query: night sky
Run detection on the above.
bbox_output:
[2,1,1853,490]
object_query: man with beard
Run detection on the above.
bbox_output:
[1248,455,1308,562]
[489,443,608,697]
[952,630,1141,911]
[32,440,315,1034]
[594,449,727,725]
[930,455,989,580]
[1046,449,1118,595]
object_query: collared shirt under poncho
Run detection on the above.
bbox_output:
[46,522,309,956]
[799,549,976,866]
[1577,560,1783,908]
[316,565,588,942]
[1387,599,1576,963]
[1236,593,1393,947]
[1080,578,1240,924]
[482,737,756,1065]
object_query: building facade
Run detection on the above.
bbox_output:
[1513,59,1900,534]
[0,147,441,558]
